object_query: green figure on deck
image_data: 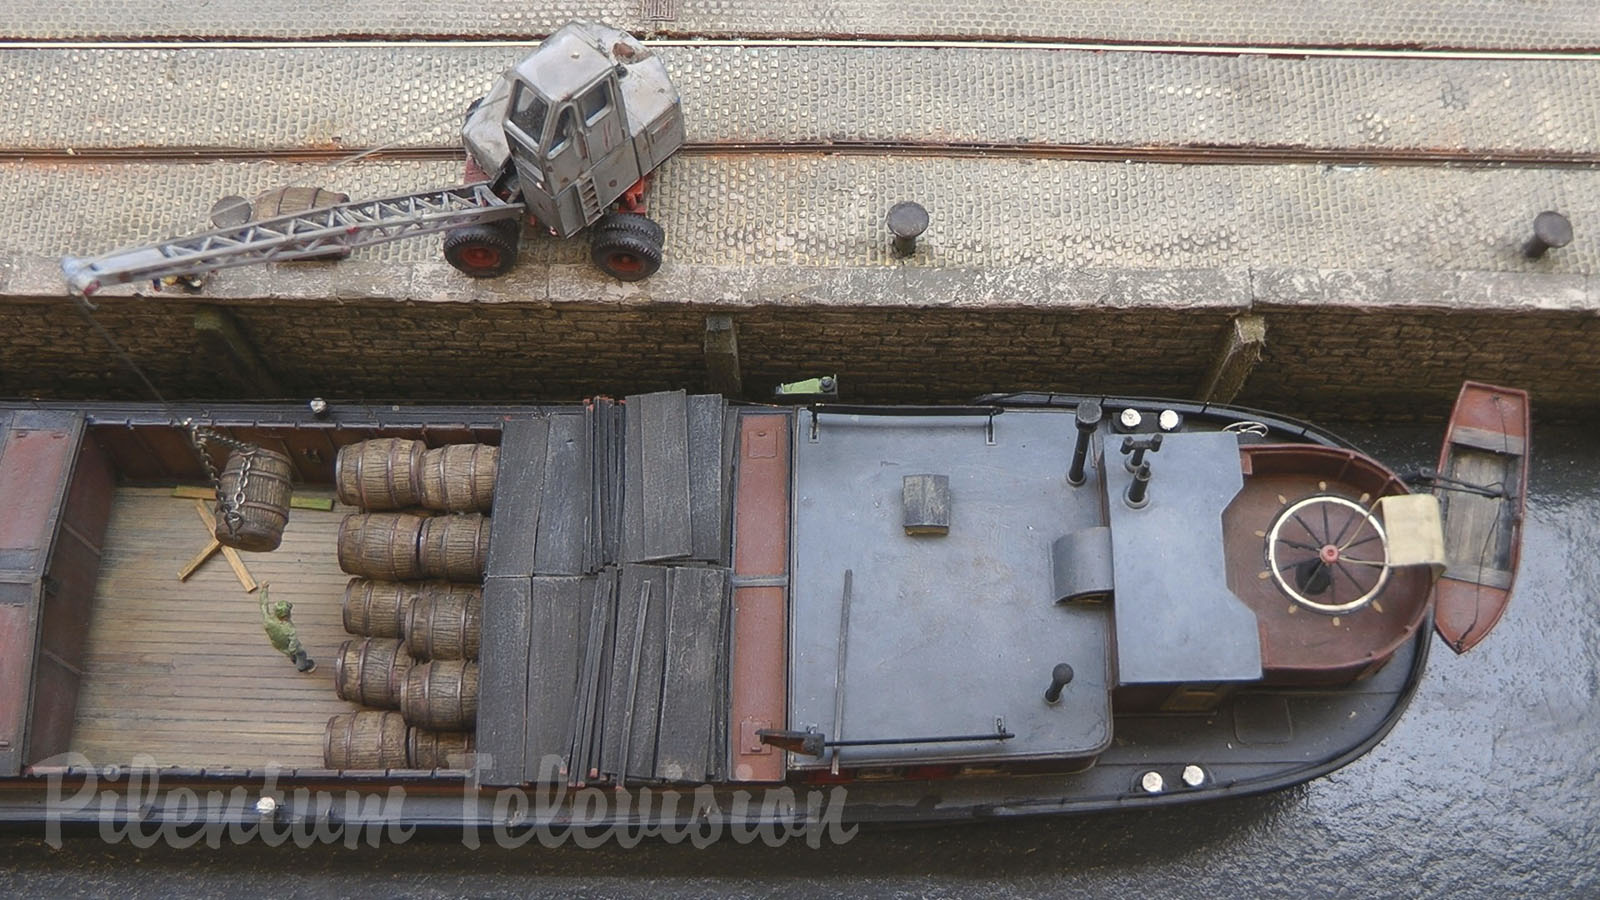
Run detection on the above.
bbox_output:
[260,584,316,673]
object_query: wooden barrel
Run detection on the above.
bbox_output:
[340,578,420,639]
[404,584,482,660]
[400,660,479,730]
[212,447,294,552]
[332,638,412,709]
[252,186,352,261]
[337,513,425,581]
[253,185,349,217]
[323,710,408,769]
[407,728,476,769]
[335,438,426,510]
[419,444,499,513]
[417,514,489,582]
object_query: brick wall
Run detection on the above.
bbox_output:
[1,290,1592,422]
[1240,306,1600,421]
[0,296,1227,401]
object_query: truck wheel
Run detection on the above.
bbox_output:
[590,230,663,282]
[593,212,664,247]
[443,223,518,278]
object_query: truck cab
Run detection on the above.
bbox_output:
[462,22,685,244]
[60,20,684,295]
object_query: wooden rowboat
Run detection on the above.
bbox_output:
[1431,383,1531,654]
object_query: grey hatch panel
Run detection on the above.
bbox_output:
[789,410,1113,767]
[1102,431,1262,686]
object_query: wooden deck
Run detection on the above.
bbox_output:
[69,486,361,769]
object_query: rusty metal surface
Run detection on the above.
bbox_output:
[727,412,789,783]
[2,1,1598,49]
[1224,447,1432,681]
[0,411,84,776]
[27,433,112,764]
[0,425,78,568]
[2,46,1597,159]
[0,604,33,765]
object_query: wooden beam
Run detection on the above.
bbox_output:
[189,500,258,592]
[1198,314,1268,404]
[703,315,742,397]
[178,539,220,581]
[192,305,285,397]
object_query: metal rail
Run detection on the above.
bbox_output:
[2,37,1597,61]
[19,140,1600,170]
[60,182,522,295]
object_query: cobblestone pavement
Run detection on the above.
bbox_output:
[3,5,1597,418]
[3,0,1598,49]
[3,46,1596,157]
[18,157,1598,277]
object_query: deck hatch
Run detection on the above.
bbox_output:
[1102,431,1262,687]
[901,474,951,535]
[531,412,594,576]
[482,416,551,580]
[622,391,729,566]
[478,574,533,786]
[478,394,736,785]
[1052,526,1114,603]
[789,410,1112,767]
[622,392,692,563]
[524,575,590,782]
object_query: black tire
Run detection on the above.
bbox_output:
[489,214,523,241]
[593,212,664,247]
[590,229,663,282]
[443,223,518,278]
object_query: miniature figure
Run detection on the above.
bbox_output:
[260,584,316,673]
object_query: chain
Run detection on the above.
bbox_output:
[185,420,260,538]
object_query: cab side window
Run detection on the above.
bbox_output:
[549,106,576,155]
[578,82,612,126]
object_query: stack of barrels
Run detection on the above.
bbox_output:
[322,438,495,771]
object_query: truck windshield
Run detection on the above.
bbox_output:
[507,81,549,144]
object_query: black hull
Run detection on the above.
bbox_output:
[0,395,1429,830]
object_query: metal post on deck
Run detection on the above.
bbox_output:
[1067,399,1102,486]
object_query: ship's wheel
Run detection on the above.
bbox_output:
[1265,495,1391,614]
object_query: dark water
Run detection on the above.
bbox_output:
[3,425,1596,898]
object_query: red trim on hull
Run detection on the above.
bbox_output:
[728,414,791,783]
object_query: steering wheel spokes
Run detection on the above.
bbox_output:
[1266,494,1391,615]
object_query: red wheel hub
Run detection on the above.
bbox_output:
[1319,544,1341,565]
[460,246,501,269]
[607,253,643,273]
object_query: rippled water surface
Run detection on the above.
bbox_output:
[3,425,1596,898]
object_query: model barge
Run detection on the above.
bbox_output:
[0,383,1528,830]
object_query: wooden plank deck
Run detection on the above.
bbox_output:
[69,486,360,769]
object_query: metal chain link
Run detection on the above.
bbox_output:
[184,420,260,538]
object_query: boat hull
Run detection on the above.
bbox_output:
[0,393,1456,828]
